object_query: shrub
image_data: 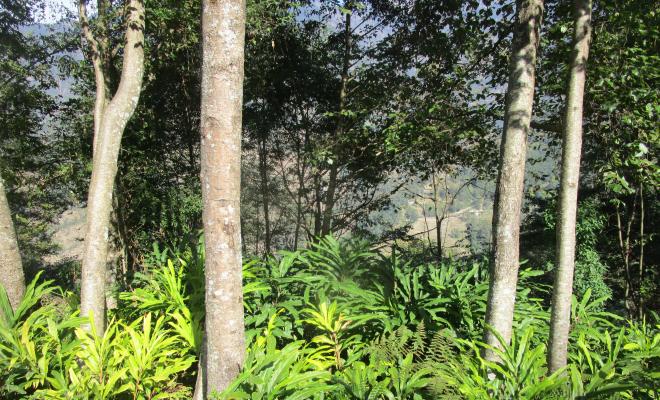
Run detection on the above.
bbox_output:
[1,235,657,399]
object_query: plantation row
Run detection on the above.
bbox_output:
[1,236,657,399]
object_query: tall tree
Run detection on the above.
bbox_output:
[79,0,145,334]
[547,0,592,372]
[0,0,65,309]
[238,0,495,252]
[0,176,24,309]
[531,0,658,319]
[0,1,33,310]
[78,0,112,156]
[483,0,544,361]
[112,0,203,270]
[320,2,352,237]
[589,0,659,318]
[199,0,247,395]
[78,0,125,311]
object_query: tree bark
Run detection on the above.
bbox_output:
[483,0,543,361]
[547,0,592,373]
[199,0,247,395]
[79,0,127,319]
[79,0,145,335]
[0,176,25,310]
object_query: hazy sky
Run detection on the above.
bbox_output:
[38,0,77,23]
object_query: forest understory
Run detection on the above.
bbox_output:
[0,0,657,398]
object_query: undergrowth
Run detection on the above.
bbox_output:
[0,235,657,399]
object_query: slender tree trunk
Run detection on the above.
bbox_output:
[435,215,443,260]
[80,0,126,314]
[617,193,637,317]
[112,170,132,288]
[293,153,304,249]
[78,0,110,157]
[483,0,543,361]
[638,184,644,319]
[314,174,322,238]
[181,63,199,176]
[193,335,207,400]
[294,125,310,248]
[432,172,443,261]
[0,176,25,310]
[293,158,304,250]
[79,0,145,335]
[258,138,271,255]
[199,0,247,395]
[321,9,351,237]
[322,165,339,236]
[547,0,592,373]
[626,194,637,315]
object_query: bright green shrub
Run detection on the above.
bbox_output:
[0,273,197,398]
[1,234,657,399]
[217,315,334,400]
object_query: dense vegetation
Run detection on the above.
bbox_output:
[1,236,658,398]
[0,0,658,398]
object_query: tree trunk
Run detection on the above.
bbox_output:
[313,174,322,238]
[258,138,271,255]
[432,172,443,261]
[483,0,543,361]
[79,0,145,335]
[638,184,644,319]
[547,0,592,373]
[294,125,310,248]
[617,194,637,317]
[109,172,131,306]
[435,215,443,260]
[199,0,247,395]
[0,176,25,310]
[321,164,339,236]
[78,0,110,157]
[321,8,351,237]
[80,0,127,313]
[293,157,304,249]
